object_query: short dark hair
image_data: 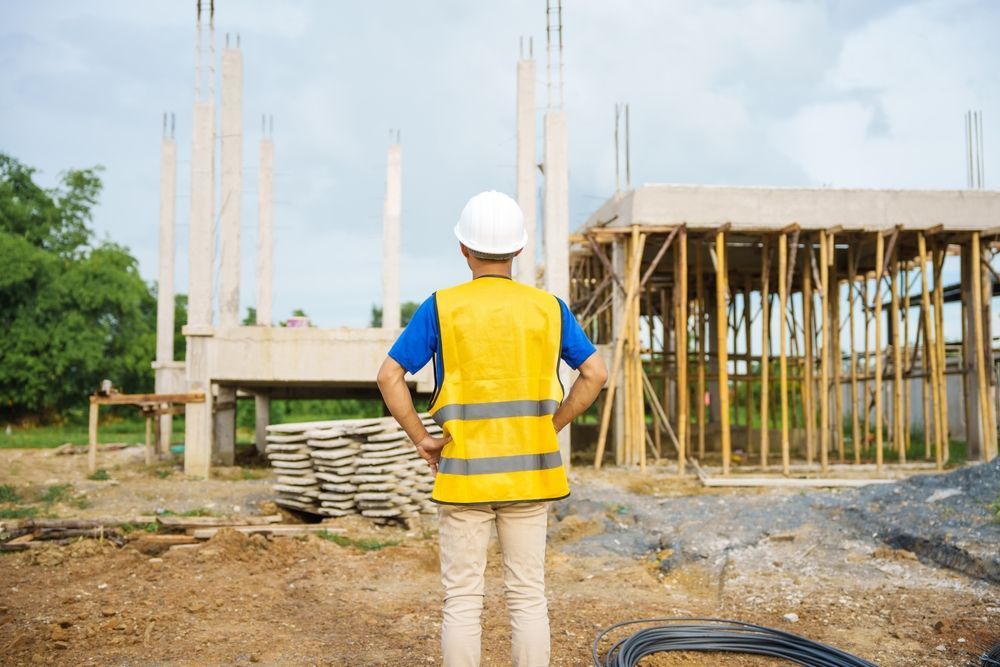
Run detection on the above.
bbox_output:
[469,248,517,261]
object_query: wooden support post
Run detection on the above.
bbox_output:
[654,290,664,460]
[594,231,647,470]
[933,248,950,460]
[873,232,885,473]
[819,231,830,472]
[891,247,905,462]
[760,238,771,469]
[144,413,154,466]
[803,240,815,465]
[779,232,790,475]
[744,280,754,454]
[696,240,706,460]
[848,247,861,464]
[918,233,944,471]
[831,234,844,462]
[971,232,995,462]
[716,229,732,475]
[862,274,871,458]
[676,228,688,476]
[903,265,912,455]
[88,399,99,475]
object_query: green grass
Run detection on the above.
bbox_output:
[159,507,218,518]
[0,506,39,519]
[119,521,160,534]
[315,529,399,552]
[0,485,19,503]
[87,469,110,481]
[992,494,1000,523]
[37,484,73,504]
[0,415,186,449]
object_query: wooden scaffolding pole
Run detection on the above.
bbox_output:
[862,274,871,456]
[716,229,732,475]
[903,265,912,454]
[803,240,815,465]
[593,230,647,470]
[873,232,885,472]
[744,279,754,453]
[819,231,830,472]
[676,228,688,476]
[891,246,906,463]
[933,247,950,461]
[779,232,790,475]
[831,234,844,462]
[760,238,771,469]
[918,233,944,471]
[848,246,861,464]
[654,289,665,460]
[696,240,706,460]
[971,232,994,462]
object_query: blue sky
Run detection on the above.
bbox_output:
[2,0,998,330]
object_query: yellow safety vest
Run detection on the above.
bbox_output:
[429,275,570,505]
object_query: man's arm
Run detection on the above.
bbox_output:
[552,351,608,433]
[376,357,449,473]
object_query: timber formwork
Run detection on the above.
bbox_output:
[572,186,1000,475]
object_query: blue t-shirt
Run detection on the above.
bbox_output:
[388,289,597,382]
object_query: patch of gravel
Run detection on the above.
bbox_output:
[551,458,1000,583]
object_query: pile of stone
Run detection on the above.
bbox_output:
[265,415,441,525]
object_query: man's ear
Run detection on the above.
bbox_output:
[513,247,523,257]
[459,243,470,258]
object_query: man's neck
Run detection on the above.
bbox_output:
[470,261,513,280]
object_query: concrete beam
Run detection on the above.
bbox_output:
[155,133,178,452]
[257,138,274,325]
[382,143,402,329]
[219,48,243,328]
[516,58,537,286]
[582,184,1000,233]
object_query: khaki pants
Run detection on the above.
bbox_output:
[437,502,550,667]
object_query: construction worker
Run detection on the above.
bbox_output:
[376,190,608,667]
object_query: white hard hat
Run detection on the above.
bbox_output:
[454,191,527,255]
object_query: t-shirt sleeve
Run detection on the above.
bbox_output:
[557,297,597,370]
[387,295,439,375]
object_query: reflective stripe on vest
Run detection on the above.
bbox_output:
[431,399,560,425]
[428,276,570,505]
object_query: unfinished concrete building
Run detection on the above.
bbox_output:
[572,185,1000,475]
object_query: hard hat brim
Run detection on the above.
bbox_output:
[454,223,527,255]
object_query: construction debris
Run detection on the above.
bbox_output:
[265,414,441,524]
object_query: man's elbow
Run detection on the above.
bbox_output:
[581,354,609,387]
[592,361,609,387]
[376,358,399,391]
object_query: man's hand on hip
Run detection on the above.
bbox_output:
[415,434,450,476]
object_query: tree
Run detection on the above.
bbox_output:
[0,154,156,422]
[369,301,419,328]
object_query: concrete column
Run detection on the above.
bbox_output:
[154,131,177,452]
[213,385,236,466]
[254,135,274,456]
[516,58,537,286]
[382,143,402,330]
[254,394,270,454]
[543,111,569,301]
[219,47,243,328]
[184,99,216,479]
[256,138,274,326]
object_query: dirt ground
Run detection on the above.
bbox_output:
[1,446,997,666]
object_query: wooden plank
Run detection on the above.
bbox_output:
[156,515,283,528]
[933,247,951,461]
[744,279,754,455]
[594,231,647,469]
[848,248,861,464]
[189,524,347,540]
[716,230,732,474]
[93,392,206,405]
[699,476,896,489]
[902,265,912,456]
[831,233,844,463]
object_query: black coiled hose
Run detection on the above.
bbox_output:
[593,617,879,667]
